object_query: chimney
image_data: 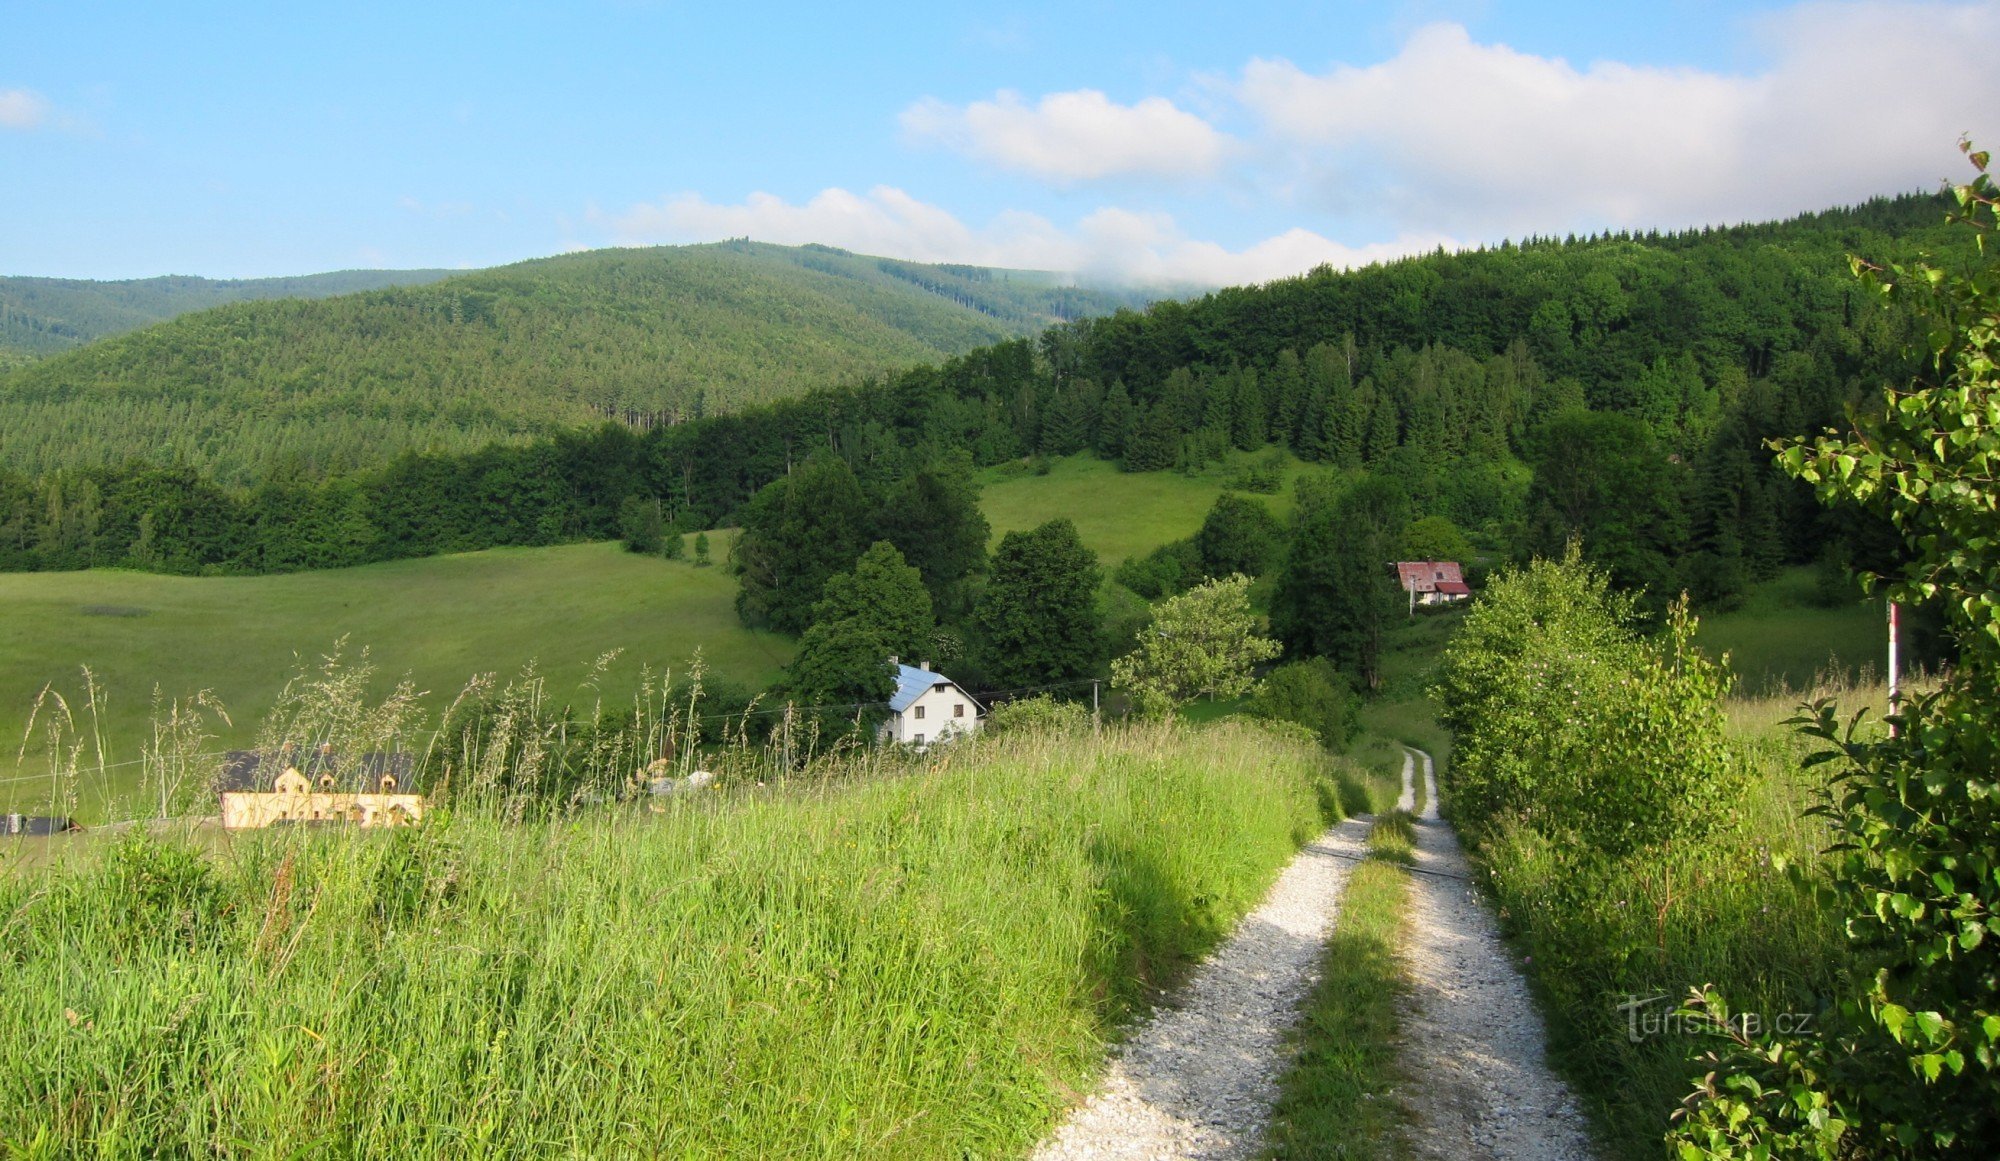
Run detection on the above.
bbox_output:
[888,655,899,667]
[920,660,931,672]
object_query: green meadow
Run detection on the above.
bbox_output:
[980,453,1304,566]
[0,537,790,812]
[0,460,1292,814]
[1692,567,1887,694]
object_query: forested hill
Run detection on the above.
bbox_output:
[0,268,456,360]
[0,190,1970,624]
[0,242,1151,482]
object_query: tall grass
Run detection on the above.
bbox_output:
[0,718,1336,1157]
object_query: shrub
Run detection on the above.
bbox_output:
[984,692,1091,736]
[1247,658,1360,751]
[1435,545,1737,853]
[1114,538,1201,600]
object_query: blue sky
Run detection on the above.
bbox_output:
[5,1,1997,282]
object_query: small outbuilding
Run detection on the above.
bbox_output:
[1394,561,1471,612]
[879,659,983,749]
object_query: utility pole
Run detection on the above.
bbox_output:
[1092,680,1101,736]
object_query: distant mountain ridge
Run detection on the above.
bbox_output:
[0,242,1154,482]
[0,268,458,358]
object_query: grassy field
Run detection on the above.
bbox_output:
[0,719,1335,1157]
[980,453,1307,566]
[1693,567,1886,694]
[0,537,792,813]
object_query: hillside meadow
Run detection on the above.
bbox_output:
[980,452,1304,566]
[0,538,790,815]
[0,719,1346,1157]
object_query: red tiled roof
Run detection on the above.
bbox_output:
[1435,580,1472,595]
[1394,561,1465,592]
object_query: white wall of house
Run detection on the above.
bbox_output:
[885,682,980,747]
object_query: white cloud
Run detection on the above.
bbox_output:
[0,88,49,130]
[598,185,1451,286]
[901,89,1232,182]
[1236,2,2000,235]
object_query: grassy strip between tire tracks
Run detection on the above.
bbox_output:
[1265,810,1417,1160]
[0,719,1336,1158]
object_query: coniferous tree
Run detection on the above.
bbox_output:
[1038,384,1091,456]
[1266,349,1304,448]
[1122,403,1180,472]
[1230,366,1267,451]
[1096,380,1134,458]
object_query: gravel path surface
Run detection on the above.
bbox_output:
[1397,748,1596,1160]
[1030,816,1371,1161]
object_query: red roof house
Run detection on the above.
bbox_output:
[1394,561,1470,608]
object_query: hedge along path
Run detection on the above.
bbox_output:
[1030,816,1371,1161]
[1395,747,1597,1160]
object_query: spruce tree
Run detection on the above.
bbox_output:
[1266,349,1304,448]
[1122,403,1180,472]
[1231,366,1267,451]
[1096,380,1134,458]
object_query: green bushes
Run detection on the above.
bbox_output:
[0,719,1328,1156]
[1247,658,1360,751]
[1435,546,1738,853]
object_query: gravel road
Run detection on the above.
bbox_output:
[1030,748,1594,1160]
[1396,748,1596,1160]
[1030,816,1371,1161]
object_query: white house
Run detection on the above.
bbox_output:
[879,659,983,748]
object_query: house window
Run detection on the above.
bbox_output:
[914,705,926,720]
[933,682,948,693]
[913,733,925,746]
[954,704,965,718]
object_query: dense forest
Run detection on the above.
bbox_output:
[0,267,455,358]
[0,242,1149,482]
[0,193,1964,643]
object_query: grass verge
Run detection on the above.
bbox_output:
[1265,812,1414,1160]
[0,718,1337,1157]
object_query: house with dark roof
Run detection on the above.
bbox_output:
[1394,561,1471,612]
[878,658,983,749]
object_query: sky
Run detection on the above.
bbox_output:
[4,0,1999,285]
